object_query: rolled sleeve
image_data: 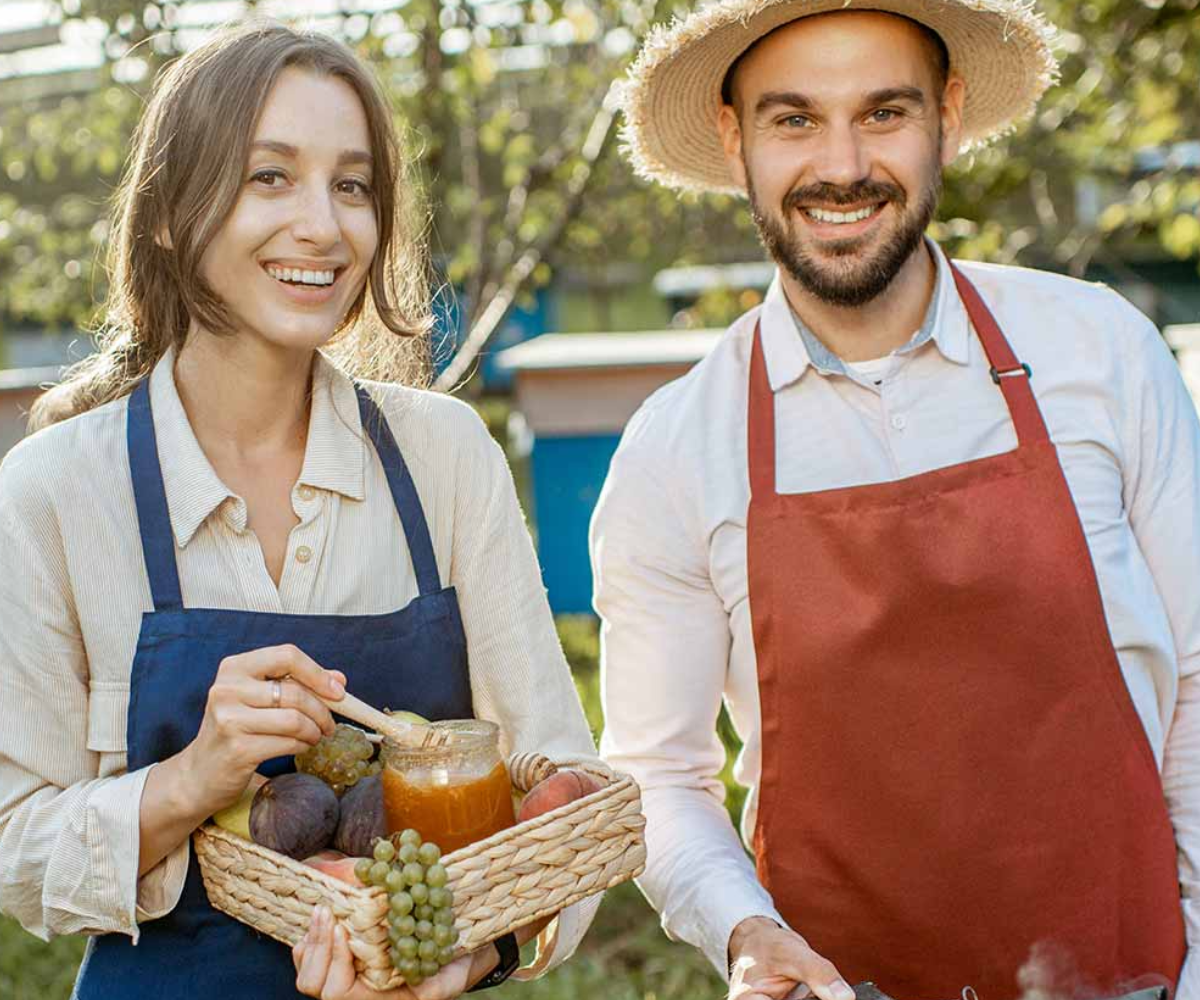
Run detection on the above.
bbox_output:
[0,750,183,942]
[592,407,783,979]
[125,764,189,924]
[0,476,184,940]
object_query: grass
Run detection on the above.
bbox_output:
[0,618,741,998]
[0,918,86,1000]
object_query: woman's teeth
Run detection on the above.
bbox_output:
[805,205,879,224]
[265,265,336,286]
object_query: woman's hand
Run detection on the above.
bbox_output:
[180,644,346,816]
[294,906,501,1000]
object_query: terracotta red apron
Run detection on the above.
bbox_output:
[747,264,1185,1000]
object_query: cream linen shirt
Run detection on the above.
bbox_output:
[592,244,1200,992]
[0,347,598,974]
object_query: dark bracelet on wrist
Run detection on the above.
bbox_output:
[467,932,519,992]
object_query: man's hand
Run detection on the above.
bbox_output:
[727,917,854,1000]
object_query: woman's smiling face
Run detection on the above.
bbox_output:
[196,66,379,353]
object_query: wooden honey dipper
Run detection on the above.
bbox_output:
[318,689,453,750]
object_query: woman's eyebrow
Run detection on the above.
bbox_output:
[249,139,373,167]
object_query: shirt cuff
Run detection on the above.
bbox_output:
[135,837,189,924]
[84,765,175,942]
[694,886,788,981]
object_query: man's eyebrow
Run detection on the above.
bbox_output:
[249,139,373,168]
[754,91,816,116]
[753,86,928,117]
[864,86,927,107]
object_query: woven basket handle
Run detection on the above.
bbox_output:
[507,752,558,793]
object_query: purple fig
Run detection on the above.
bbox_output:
[334,774,386,857]
[249,773,339,859]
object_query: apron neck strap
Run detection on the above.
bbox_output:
[748,325,777,498]
[949,263,1048,447]
[354,387,443,597]
[127,379,185,613]
[748,264,1050,496]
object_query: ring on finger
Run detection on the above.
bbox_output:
[271,678,283,708]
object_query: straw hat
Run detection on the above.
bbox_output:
[619,0,1059,195]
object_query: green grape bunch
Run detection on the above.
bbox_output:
[353,829,459,986]
[295,724,382,795]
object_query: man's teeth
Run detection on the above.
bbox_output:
[806,205,879,224]
[265,265,336,286]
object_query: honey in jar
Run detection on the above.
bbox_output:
[381,720,516,855]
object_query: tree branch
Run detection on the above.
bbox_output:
[433,82,619,392]
[461,102,488,327]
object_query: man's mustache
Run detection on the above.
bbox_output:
[783,181,906,213]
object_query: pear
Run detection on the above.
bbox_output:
[388,709,430,727]
[212,773,268,839]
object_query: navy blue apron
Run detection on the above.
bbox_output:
[73,378,475,998]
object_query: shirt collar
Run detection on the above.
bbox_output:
[147,347,367,549]
[297,353,369,503]
[757,238,971,393]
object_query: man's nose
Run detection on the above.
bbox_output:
[811,123,870,190]
[291,182,340,248]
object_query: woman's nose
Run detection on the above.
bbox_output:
[291,183,340,248]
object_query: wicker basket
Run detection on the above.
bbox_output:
[193,753,646,990]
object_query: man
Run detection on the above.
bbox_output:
[591,3,1200,1000]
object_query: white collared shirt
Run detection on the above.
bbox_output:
[591,244,1200,992]
[0,348,597,974]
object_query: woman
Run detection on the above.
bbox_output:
[0,22,597,1000]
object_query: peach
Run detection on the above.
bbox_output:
[517,770,605,824]
[304,849,363,886]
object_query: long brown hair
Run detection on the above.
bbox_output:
[31,21,431,430]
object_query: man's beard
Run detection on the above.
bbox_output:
[747,162,942,308]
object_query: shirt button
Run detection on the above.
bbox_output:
[298,486,316,502]
[890,414,907,431]
[295,545,313,564]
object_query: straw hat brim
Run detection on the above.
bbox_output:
[619,0,1059,195]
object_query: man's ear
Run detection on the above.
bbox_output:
[939,75,966,166]
[716,104,748,191]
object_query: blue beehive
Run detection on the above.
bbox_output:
[497,331,720,614]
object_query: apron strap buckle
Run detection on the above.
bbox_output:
[990,362,1032,385]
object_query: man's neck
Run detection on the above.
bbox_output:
[780,241,938,363]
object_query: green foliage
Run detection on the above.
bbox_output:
[12,0,1195,352]
[934,0,1200,274]
[559,613,605,738]
[675,285,766,330]
[0,918,86,999]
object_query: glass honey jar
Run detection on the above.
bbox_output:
[381,720,516,855]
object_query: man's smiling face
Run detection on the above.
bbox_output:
[718,11,964,307]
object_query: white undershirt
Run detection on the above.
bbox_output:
[842,354,895,385]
